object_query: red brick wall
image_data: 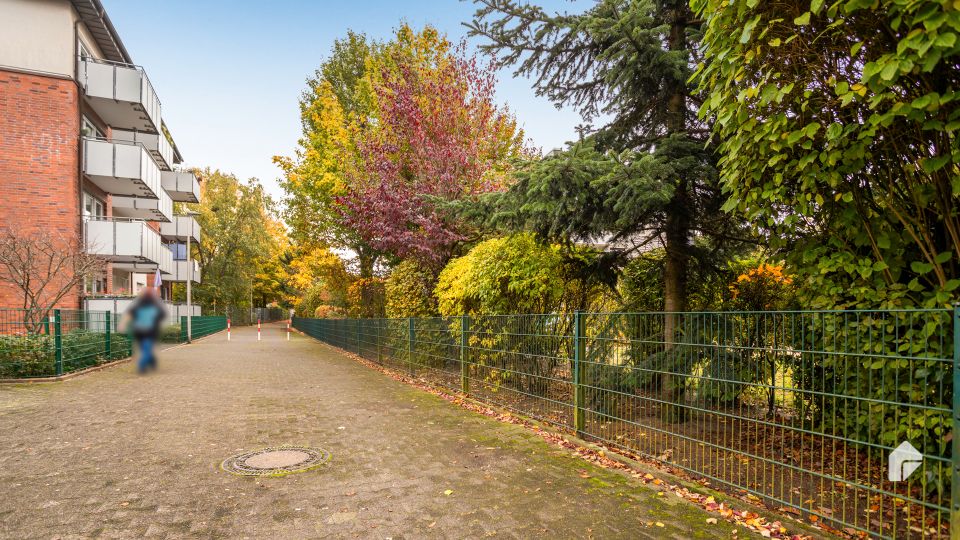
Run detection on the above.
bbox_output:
[0,69,81,310]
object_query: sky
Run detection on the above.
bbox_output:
[100,0,592,201]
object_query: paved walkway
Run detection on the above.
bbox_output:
[0,324,730,539]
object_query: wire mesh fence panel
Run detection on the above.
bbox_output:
[409,317,460,393]
[58,310,132,375]
[465,314,576,429]
[184,316,228,341]
[0,308,54,377]
[294,309,957,539]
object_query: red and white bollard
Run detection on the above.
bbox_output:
[257,318,262,341]
[227,318,231,341]
[286,319,291,341]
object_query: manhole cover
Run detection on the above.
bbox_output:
[221,446,330,477]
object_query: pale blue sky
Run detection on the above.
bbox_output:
[100,0,592,200]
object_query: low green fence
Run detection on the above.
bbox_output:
[0,308,132,378]
[160,315,228,343]
[294,309,959,539]
[178,315,228,342]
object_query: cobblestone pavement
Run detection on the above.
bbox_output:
[0,324,731,539]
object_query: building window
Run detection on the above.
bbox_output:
[84,274,107,296]
[81,116,102,138]
[167,242,187,261]
[78,40,92,60]
[82,192,105,220]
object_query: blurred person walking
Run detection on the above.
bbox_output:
[123,272,167,374]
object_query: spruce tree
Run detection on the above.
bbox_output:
[469,0,746,419]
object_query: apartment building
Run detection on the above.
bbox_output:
[0,0,202,317]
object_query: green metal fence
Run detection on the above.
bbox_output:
[294,309,959,539]
[159,315,229,343]
[0,308,132,378]
[177,315,228,342]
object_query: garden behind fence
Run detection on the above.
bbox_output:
[1,309,227,378]
[294,308,960,539]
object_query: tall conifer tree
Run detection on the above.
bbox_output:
[469,0,746,418]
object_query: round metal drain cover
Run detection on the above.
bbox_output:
[221,446,330,477]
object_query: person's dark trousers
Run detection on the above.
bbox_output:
[137,337,156,373]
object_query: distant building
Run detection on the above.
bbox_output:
[0,0,201,317]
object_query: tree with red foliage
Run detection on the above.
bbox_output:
[336,37,528,267]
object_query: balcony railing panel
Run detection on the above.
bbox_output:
[165,259,201,283]
[77,57,161,133]
[84,219,169,274]
[82,138,162,198]
[112,192,173,223]
[112,129,174,171]
[160,170,200,203]
[158,215,201,243]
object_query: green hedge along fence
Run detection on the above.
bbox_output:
[294,309,959,540]
[0,309,131,378]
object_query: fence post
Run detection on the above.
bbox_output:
[573,311,586,435]
[460,315,470,394]
[53,309,62,377]
[104,311,111,360]
[376,319,382,364]
[408,317,415,377]
[356,319,362,355]
[952,304,959,533]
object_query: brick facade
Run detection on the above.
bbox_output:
[0,69,81,309]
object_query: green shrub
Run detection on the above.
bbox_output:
[0,334,53,378]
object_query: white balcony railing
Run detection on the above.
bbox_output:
[112,192,173,223]
[160,170,200,203]
[84,298,200,320]
[82,138,162,198]
[77,56,161,134]
[84,218,171,275]
[158,215,200,243]
[112,129,174,171]
[166,259,201,283]
[168,303,202,320]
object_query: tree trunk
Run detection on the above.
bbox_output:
[661,11,691,424]
[357,246,376,279]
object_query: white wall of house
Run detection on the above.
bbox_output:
[0,0,77,76]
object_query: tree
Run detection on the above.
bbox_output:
[0,226,104,331]
[337,26,528,266]
[468,0,749,419]
[186,169,280,317]
[434,233,604,316]
[275,31,382,278]
[468,0,746,320]
[286,246,351,317]
[693,0,960,309]
[279,25,528,273]
[384,259,438,318]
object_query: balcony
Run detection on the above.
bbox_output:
[84,298,200,319]
[159,215,201,244]
[112,129,174,171]
[82,138,162,198]
[166,259,201,283]
[84,218,171,274]
[112,192,173,223]
[77,56,161,134]
[168,303,202,320]
[160,170,201,203]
